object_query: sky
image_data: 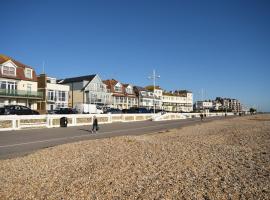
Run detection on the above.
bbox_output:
[1,0,270,111]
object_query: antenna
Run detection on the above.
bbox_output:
[201,88,204,101]
[42,61,45,74]
[148,69,160,114]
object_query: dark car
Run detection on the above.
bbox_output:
[55,108,78,114]
[0,105,39,115]
[104,108,122,114]
[126,107,151,113]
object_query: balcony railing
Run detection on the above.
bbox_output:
[0,89,43,99]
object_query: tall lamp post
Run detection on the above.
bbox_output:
[148,69,160,114]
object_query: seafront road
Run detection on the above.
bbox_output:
[0,116,233,159]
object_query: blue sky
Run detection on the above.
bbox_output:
[1,0,270,111]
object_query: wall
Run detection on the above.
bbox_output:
[17,80,37,92]
[0,112,236,131]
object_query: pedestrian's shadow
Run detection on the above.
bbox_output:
[79,128,91,133]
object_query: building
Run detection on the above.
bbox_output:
[215,97,242,112]
[37,74,70,113]
[103,79,137,109]
[194,100,213,111]
[0,54,42,109]
[59,74,110,108]
[163,90,193,112]
[134,86,162,110]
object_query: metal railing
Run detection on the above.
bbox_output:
[0,89,43,99]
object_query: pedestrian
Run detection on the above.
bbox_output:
[91,115,99,133]
[200,113,203,121]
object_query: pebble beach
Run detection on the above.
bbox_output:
[0,115,269,199]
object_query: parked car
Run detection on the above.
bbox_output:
[126,107,151,113]
[54,108,78,114]
[104,108,122,114]
[0,105,39,115]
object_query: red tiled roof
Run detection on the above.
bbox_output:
[103,79,136,97]
[0,54,37,81]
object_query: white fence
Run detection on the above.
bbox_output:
[0,112,234,131]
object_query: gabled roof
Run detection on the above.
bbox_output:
[59,74,96,84]
[103,79,124,94]
[0,54,37,81]
[0,54,33,69]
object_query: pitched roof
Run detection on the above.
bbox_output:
[0,54,37,81]
[0,54,33,69]
[133,86,147,92]
[59,74,96,84]
[103,79,125,94]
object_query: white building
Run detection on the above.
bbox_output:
[0,54,42,109]
[162,90,193,112]
[103,79,138,109]
[134,86,162,110]
[37,74,69,113]
[194,100,213,111]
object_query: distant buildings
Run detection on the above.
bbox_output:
[194,97,242,113]
[194,100,213,111]
[215,97,242,112]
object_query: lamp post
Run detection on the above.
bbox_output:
[148,69,160,114]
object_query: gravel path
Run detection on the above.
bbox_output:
[0,115,269,199]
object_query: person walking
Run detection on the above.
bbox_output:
[200,113,203,121]
[91,115,99,133]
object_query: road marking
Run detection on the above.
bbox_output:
[0,119,201,148]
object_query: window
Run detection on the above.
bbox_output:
[2,66,16,76]
[0,81,6,89]
[58,91,66,101]
[27,84,31,93]
[25,68,32,79]
[114,85,122,92]
[126,87,132,94]
[48,90,55,101]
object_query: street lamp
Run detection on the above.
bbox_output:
[148,69,160,114]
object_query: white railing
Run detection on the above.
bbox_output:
[0,113,155,131]
[152,112,234,121]
[0,112,235,131]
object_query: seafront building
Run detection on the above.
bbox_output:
[133,86,162,110]
[0,54,42,109]
[59,74,110,108]
[194,100,213,111]
[194,97,242,112]
[103,79,137,109]
[215,97,242,112]
[162,90,193,112]
[37,74,70,113]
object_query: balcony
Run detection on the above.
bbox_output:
[0,89,43,99]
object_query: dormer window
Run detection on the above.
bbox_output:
[25,68,32,79]
[114,85,122,92]
[126,86,133,94]
[2,66,16,76]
